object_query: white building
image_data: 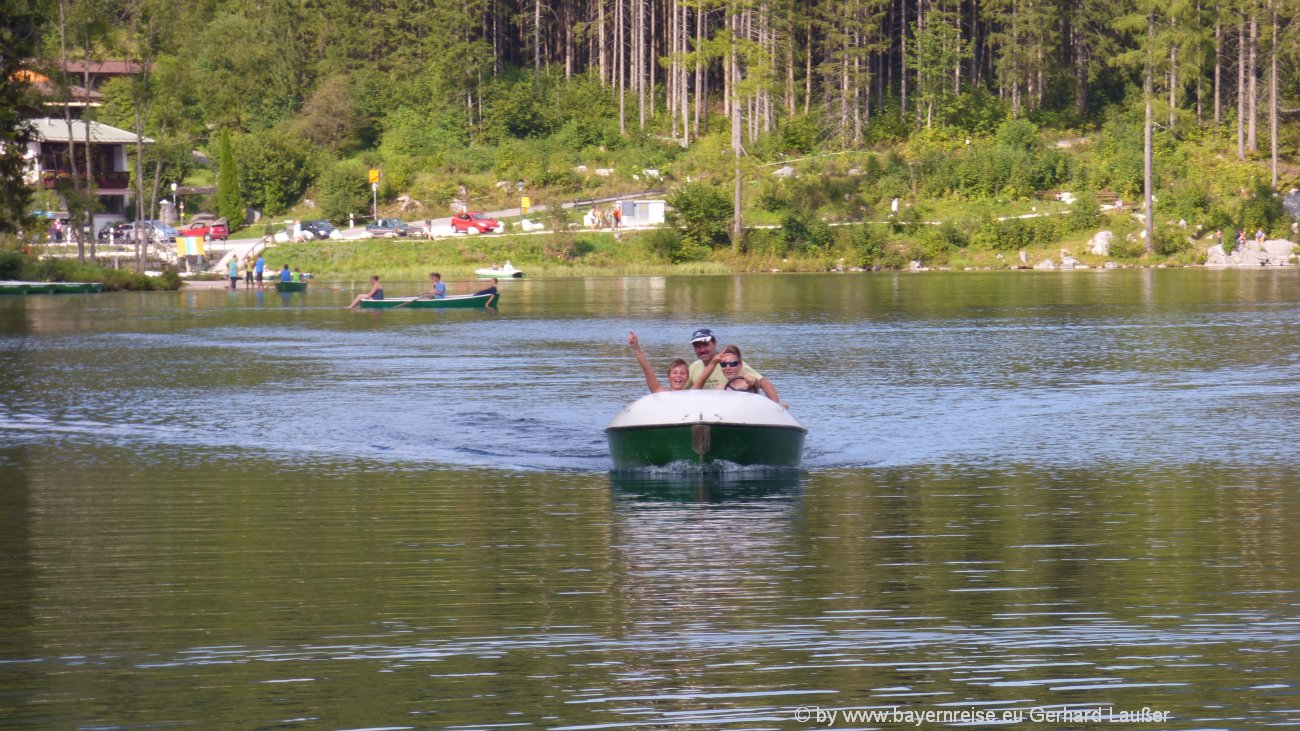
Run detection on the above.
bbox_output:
[617,199,667,227]
[24,117,152,229]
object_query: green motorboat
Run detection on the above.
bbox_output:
[606,390,807,469]
[274,280,308,293]
[358,292,499,309]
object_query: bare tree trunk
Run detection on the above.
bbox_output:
[730,7,743,250]
[899,0,907,115]
[1169,43,1176,130]
[1237,20,1245,159]
[1213,16,1221,124]
[134,94,146,272]
[1247,11,1257,152]
[57,0,85,262]
[785,21,795,116]
[1143,13,1154,252]
[81,61,96,259]
[534,0,542,73]
[599,0,607,83]
[1269,0,1276,189]
[695,7,706,136]
[681,1,689,146]
[617,0,626,134]
[804,17,812,115]
[649,0,656,123]
[565,0,573,78]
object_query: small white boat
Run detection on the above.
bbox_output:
[475,261,525,279]
[606,390,806,469]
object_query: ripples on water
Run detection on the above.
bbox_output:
[2,272,1299,728]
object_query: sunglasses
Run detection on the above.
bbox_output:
[719,359,741,368]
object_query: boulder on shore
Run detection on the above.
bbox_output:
[1088,231,1113,256]
[1204,239,1297,267]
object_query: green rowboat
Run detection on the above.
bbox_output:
[0,281,101,294]
[274,280,308,293]
[358,292,499,309]
[606,390,806,469]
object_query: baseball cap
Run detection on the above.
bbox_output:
[690,328,716,343]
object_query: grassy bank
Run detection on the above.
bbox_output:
[258,220,1215,281]
[0,250,183,291]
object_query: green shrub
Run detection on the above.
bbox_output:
[1151,228,1189,256]
[318,161,371,222]
[665,182,732,251]
[0,250,24,279]
[780,211,833,254]
[1065,191,1101,232]
[1238,181,1286,236]
[849,224,888,268]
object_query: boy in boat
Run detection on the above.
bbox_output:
[473,278,499,307]
[627,332,689,393]
[419,272,446,299]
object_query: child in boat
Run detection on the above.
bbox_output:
[693,344,783,404]
[348,276,383,309]
[628,332,689,393]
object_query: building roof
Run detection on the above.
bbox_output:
[28,117,152,145]
[59,60,143,76]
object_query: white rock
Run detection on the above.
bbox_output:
[1088,230,1113,256]
[574,165,588,173]
[1034,259,1057,270]
[595,168,613,177]
[772,165,795,178]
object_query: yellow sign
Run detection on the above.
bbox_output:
[176,235,205,256]
[368,169,380,184]
[521,196,530,214]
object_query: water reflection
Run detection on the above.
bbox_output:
[609,469,805,503]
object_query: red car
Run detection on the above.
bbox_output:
[179,217,229,241]
[450,212,502,234]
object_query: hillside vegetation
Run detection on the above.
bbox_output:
[12,0,1300,270]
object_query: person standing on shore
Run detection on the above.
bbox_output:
[254,254,266,289]
[243,257,253,287]
[227,258,239,289]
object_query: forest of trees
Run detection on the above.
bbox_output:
[8,0,1300,259]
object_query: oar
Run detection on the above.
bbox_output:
[391,295,431,309]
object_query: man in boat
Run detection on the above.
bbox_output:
[473,278,499,307]
[687,328,762,390]
[279,264,292,282]
[474,277,498,295]
[418,272,446,299]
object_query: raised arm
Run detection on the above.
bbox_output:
[628,332,663,393]
[693,352,723,390]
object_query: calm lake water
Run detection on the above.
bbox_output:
[2,270,1299,729]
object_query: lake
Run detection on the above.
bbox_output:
[2,269,1299,729]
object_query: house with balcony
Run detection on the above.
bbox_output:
[24,117,151,228]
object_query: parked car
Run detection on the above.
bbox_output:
[179,217,228,241]
[99,221,167,244]
[365,218,419,238]
[300,220,337,240]
[139,220,178,239]
[450,212,503,234]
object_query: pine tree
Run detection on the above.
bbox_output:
[217,129,243,227]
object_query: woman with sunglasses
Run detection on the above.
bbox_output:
[628,332,690,393]
[693,344,782,404]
